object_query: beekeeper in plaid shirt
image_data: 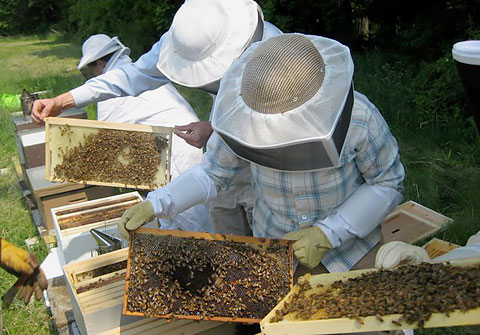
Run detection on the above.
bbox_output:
[119,33,405,273]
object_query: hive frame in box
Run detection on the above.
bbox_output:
[382,200,453,244]
[123,227,294,323]
[260,258,480,335]
[45,117,173,190]
[64,248,235,335]
[423,238,460,259]
[51,192,143,266]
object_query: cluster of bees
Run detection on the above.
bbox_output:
[58,203,137,229]
[270,262,480,328]
[54,127,168,188]
[126,232,292,321]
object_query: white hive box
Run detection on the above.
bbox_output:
[51,192,143,266]
[64,248,236,335]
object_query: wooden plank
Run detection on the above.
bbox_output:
[260,258,480,335]
[45,117,173,190]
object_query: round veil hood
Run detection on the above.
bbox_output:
[212,33,354,171]
[157,0,262,88]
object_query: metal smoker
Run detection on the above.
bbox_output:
[90,228,123,255]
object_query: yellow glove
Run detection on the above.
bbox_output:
[1,239,33,275]
[118,200,155,240]
[1,239,48,304]
[283,227,333,269]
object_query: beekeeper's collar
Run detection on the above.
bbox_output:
[212,34,354,171]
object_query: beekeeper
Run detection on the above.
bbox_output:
[156,0,281,235]
[117,33,406,273]
[32,0,281,237]
[0,237,48,334]
[376,231,480,268]
[77,33,211,233]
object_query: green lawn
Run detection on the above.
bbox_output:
[0,34,479,334]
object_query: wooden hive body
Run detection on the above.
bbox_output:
[52,192,142,265]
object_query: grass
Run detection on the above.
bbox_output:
[0,34,479,334]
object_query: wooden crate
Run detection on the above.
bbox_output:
[260,258,480,335]
[63,248,236,335]
[45,117,173,190]
[423,238,460,259]
[382,201,453,244]
[124,228,294,323]
[52,192,143,266]
[15,127,46,169]
[37,185,114,231]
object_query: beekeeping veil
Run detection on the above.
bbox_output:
[212,33,354,171]
[78,34,130,80]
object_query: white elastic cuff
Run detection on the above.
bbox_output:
[314,216,355,248]
[336,183,402,238]
[69,85,94,107]
[146,165,217,218]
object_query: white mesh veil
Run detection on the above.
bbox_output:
[212,33,354,170]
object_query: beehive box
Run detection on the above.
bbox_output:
[123,228,294,323]
[260,258,480,335]
[64,248,235,335]
[423,238,460,259]
[45,117,173,190]
[52,192,143,265]
[382,201,453,244]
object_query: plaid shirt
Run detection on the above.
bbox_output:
[203,92,405,272]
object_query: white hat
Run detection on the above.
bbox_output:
[78,34,130,70]
[212,34,354,171]
[157,0,263,88]
[452,40,480,65]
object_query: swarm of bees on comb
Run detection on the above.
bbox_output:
[54,125,167,188]
[270,262,480,328]
[125,232,292,321]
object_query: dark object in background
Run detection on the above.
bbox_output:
[20,89,39,117]
[452,40,480,131]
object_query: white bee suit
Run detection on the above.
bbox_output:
[98,55,212,232]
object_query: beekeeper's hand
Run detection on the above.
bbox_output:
[283,227,333,269]
[118,200,155,239]
[31,92,75,124]
[1,238,48,304]
[174,121,213,148]
[375,241,431,269]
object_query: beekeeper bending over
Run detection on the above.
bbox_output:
[77,34,211,233]
[32,0,281,238]
[118,33,405,273]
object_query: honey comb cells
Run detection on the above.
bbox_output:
[54,127,167,188]
[125,232,292,321]
[271,262,480,328]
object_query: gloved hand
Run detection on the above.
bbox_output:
[375,241,431,269]
[1,238,48,304]
[118,200,155,240]
[283,227,333,269]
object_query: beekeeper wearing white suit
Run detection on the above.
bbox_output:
[156,0,281,236]
[77,33,212,233]
[118,33,406,273]
[32,0,281,238]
